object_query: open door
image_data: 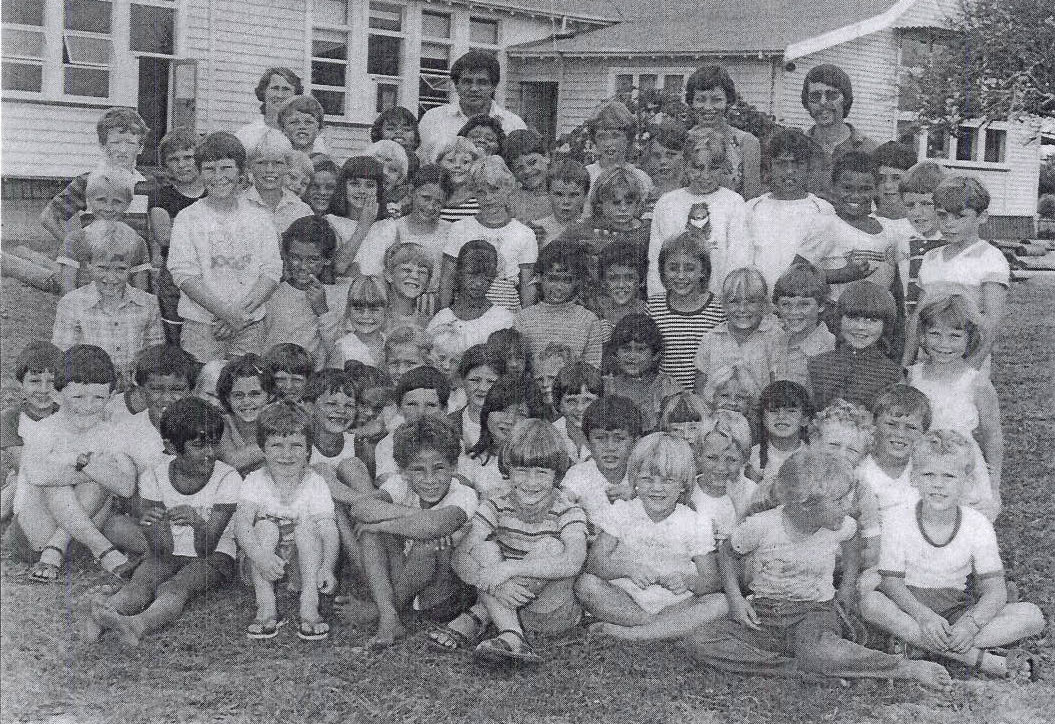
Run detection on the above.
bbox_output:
[519,81,558,146]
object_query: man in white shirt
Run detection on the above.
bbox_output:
[418,50,526,162]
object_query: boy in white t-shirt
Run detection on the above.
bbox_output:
[862,430,1044,680]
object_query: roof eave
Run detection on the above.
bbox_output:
[440,0,620,25]
[507,46,784,59]
[785,0,923,61]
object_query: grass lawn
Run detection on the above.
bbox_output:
[1,273,1053,724]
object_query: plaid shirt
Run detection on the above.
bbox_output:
[52,283,163,380]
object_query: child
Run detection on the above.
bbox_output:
[426,240,513,349]
[148,127,207,343]
[83,397,241,648]
[366,140,412,219]
[460,376,543,499]
[640,124,688,217]
[690,410,757,542]
[373,366,450,485]
[459,114,506,158]
[167,132,283,362]
[604,313,682,434]
[659,391,713,442]
[551,361,604,464]
[306,157,355,248]
[263,343,315,402]
[908,295,1002,519]
[684,447,952,690]
[348,416,478,648]
[593,240,648,335]
[346,364,395,479]
[263,216,346,367]
[427,326,467,411]
[355,165,454,316]
[217,354,273,475]
[862,430,1044,680]
[370,106,421,162]
[330,274,388,368]
[486,328,532,382]
[381,243,433,331]
[746,128,835,289]
[440,156,537,311]
[435,137,484,223]
[504,129,552,223]
[514,240,606,369]
[772,262,836,389]
[233,401,339,640]
[303,369,360,471]
[562,395,641,524]
[893,161,947,320]
[284,150,315,198]
[451,419,588,664]
[808,280,903,412]
[13,345,137,580]
[383,325,432,385]
[243,130,313,234]
[577,432,727,642]
[447,344,505,450]
[329,156,387,276]
[531,159,590,247]
[859,384,930,514]
[52,225,164,386]
[583,101,654,208]
[646,233,727,391]
[916,176,1009,368]
[533,343,575,419]
[749,381,813,485]
[648,129,749,296]
[693,267,786,398]
[872,141,917,220]
[41,107,151,242]
[278,94,325,153]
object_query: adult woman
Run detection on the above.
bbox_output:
[236,68,326,155]
[685,65,761,200]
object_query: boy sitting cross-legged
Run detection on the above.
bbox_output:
[82,397,242,648]
[346,416,479,648]
[861,430,1045,681]
[373,366,451,485]
[233,401,339,641]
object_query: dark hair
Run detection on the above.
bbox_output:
[685,64,737,106]
[598,239,646,280]
[281,215,338,259]
[764,126,816,167]
[134,344,199,389]
[772,261,829,304]
[330,156,386,217]
[393,415,461,468]
[302,368,357,404]
[216,354,271,412]
[254,67,304,113]
[898,161,946,195]
[277,95,324,128]
[498,418,572,483]
[552,361,603,404]
[832,150,879,184]
[933,175,991,214]
[609,313,663,356]
[255,400,313,450]
[546,158,591,194]
[837,281,898,352]
[648,123,688,152]
[486,328,532,377]
[457,344,506,380]
[657,232,712,289]
[158,127,199,166]
[369,106,420,149]
[458,114,506,153]
[345,363,393,395]
[263,343,315,379]
[871,383,932,431]
[503,128,546,169]
[469,375,544,460]
[15,341,63,382]
[536,238,587,280]
[455,238,499,277]
[96,107,149,145]
[872,141,916,171]
[801,63,854,116]
[409,163,452,199]
[312,155,340,177]
[55,345,117,392]
[395,365,451,407]
[581,395,642,439]
[160,397,226,454]
[757,381,813,469]
[195,132,246,172]
[450,49,500,86]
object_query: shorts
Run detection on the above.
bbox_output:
[238,514,298,586]
[907,586,969,623]
[134,551,236,596]
[181,318,265,364]
[519,577,582,636]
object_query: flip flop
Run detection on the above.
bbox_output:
[97,547,135,581]
[426,609,488,652]
[28,546,64,583]
[297,620,330,642]
[1005,648,1040,683]
[246,618,285,640]
[473,629,541,665]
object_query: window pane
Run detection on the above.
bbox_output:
[2,62,42,91]
[312,61,345,87]
[469,18,498,45]
[130,4,174,54]
[3,0,45,26]
[64,0,112,33]
[955,126,976,161]
[638,74,657,92]
[2,29,46,59]
[367,34,400,76]
[422,12,450,39]
[368,2,402,32]
[984,129,1006,163]
[376,82,398,113]
[313,29,346,60]
[420,42,448,72]
[64,65,109,96]
[419,73,450,104]
[313,0,348,25]
[926,127,949,159]
[64,35,111,65]
[899,34,929,69]
[312,88,344,115]
[896,120,919,150]
[663,75,683,94]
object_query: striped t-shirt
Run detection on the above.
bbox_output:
[475,490,587,561]
[440,198,480,224]
[647,293,726,390]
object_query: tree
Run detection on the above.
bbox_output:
[900,0,1055,130]
[1039,156,1055,197]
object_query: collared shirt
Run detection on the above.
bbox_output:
[806,123,879,201]
[694,314,787,396]
[782,321,837,389]
[52,283,163,380]
[242,186,314,235]
[418,100,526,161]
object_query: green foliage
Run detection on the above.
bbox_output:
[1038,193,1055,219]
[1039,156,1055,197]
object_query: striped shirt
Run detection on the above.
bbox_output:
[647,293,726,390]
[440,198,480,224]
[475,490,587,561]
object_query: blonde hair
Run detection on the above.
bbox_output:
[383,242,434,280]
[626,432,697,502]
[385,324,432,358]
[722,266,769,303]
[696,409,752,459]
[499,418,572,483]
[345,273,388,308]
[435,135,483,166]
[468,155,516,191]
[916,293,986,359]
[589,166,646,211]
[85,168,134,202]
[428,324,466,356]
[810,398,875,452]
[911,429,975,476]
[82,220,139,263]
[285,150,314,179]
[773,447,855,507]
[248,128,293,161]
[365,139,409,183]
[703,364,759,407]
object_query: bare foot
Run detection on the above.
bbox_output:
[94,605,144,649]
[586,621,621,639]
[904,660,954,693]
[78,606,104,643]
[339,597,379,627]
[367,618,406,650]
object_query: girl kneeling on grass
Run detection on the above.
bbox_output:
[440,419,588,665]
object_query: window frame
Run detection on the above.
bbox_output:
[1,0,48,94]
[608,66,694,103]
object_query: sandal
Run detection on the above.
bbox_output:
[97,547,134,580]
[28,546,64,583]
[473,629,542,665]
[246,618,285,640]
[1005,648,1040,683]
[297,620,330,642]
[426,609,488,652]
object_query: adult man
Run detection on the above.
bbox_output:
[418,50,527,161]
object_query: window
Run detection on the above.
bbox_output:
[610,69,693,102]
[63,0,112,97]
[469,17,498,47]
[310,0,352,116]
[367,1,404,114]
[2,0,46,92]
[901,123,1008,165]
[418,10,452,116]
[898,30,951,112]
[129,3,174,55]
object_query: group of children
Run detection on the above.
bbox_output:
[0,75,1044,688]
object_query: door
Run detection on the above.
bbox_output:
[519,81,558,146]
[136,56,170,168]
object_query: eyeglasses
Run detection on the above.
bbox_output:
[808,89,843,104]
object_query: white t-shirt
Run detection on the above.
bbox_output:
[374,431,397,481]
[457,451,506,500]
[917,239,1010,309]
[797,214,899,299]
[745,192,836,289]
[380,474,478,523]
[561,459,623,525]
[691,474,758,541]
[238,467,335,523]
[355,217,451,295]
[331,331,380,368]
[426,306,514,350]
[858,455,917,516]
[878,500,1002,590]
[310,432,357,468]
[139,457,242,558]
[443,216,538,282]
